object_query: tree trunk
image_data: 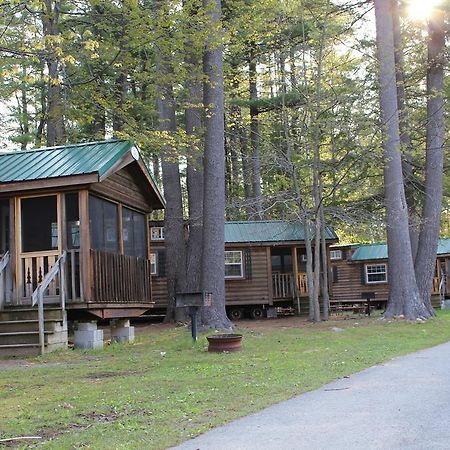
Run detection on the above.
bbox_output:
[304,220,315,321]
[154,0,187,323]
[200,0,232,330]
[249,47,263,219]
[414,8,445,314]
[42,0,64,146]
[374,0,430,320]
[320,203,330,321]
[392,0,418,257]
[185,30,204,294]
[112,72,127,134]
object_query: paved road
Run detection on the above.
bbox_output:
[173,341,450,450]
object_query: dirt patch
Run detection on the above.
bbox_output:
[234,314,367,332]
[0,359,33,370]
[84,370,141,380]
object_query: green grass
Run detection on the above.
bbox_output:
[2,311,450,449]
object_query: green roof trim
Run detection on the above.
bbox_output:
[224,221,338,244]
[351,238,450,261]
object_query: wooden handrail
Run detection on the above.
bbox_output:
[0,251,10,310]
[31,251,67,355]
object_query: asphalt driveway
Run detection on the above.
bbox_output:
[173,341,450,450]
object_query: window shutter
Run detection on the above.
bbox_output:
[342,250,347,260]
[245,248,252,280]
[360,265,367,285]
[158,250,166,277]
[332,266,339,283]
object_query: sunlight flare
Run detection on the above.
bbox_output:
[407,0,442,21]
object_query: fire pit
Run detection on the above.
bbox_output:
[207,334,243,352]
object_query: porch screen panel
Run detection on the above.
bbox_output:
[0,199,9,254]
[21,196,57,252]
[65,193,80,249]
[122,207,146,258]
[89,195,118,253]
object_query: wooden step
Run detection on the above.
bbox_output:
[0,307,64,322]
[0,319,64,333]
[0,331,52,345]
[0,307,68,357]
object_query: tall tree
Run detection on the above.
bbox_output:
[42,0,65,145]
[374,0,430,320]
[414,7,446,314]
[154,0,187,322]
[200,0,232,329]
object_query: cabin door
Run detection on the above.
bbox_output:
[17,195,61,302]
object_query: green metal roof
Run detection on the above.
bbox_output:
[351,239,450,261]
[224,221,338,244]
[351,243,387,261]
[0,139,134,182]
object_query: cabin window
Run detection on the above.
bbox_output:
[225,250,243,278]
[150,252,157,275]
[0,199,9,254]
[150,226,164,241]
[89,195,118,253]
[21,196,58,252]
[65,193,80,249]
[330,250,342,260]
[122,207,146,258]
[365,264,387,283]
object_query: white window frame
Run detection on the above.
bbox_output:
[330,250,342,260]
[150,226,165,241]
[150,252,158,275]
[225,250,244,279]
[365,263,387,284]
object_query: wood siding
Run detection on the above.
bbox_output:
[330,258,389,305]
[149,244,168,308]
[150,245,273,308]
[225,247,271,306]
[91,164,154,212]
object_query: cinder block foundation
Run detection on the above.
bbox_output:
[442,300,450,309]
[74,321,104,349]
[111,319,135,343]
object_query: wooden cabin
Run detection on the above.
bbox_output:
[0,140,164,355]
[150,220,338,319]
[330,241,450,310]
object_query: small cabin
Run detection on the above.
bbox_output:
[330,241,450,310]
[0,140,164,354]
[150,220,338,319]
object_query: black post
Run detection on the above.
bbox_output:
[189,306,198,341]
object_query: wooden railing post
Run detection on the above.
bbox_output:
[31,251,67,355]
[37,288,45,354]
[0,252,10,311]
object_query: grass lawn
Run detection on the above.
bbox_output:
[2,311,450,449]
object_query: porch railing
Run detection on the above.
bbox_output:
[91,250,152,304]
[0,251,10,310]
[273,273,295,299]
[272,272,310,299]
[21,249,81,302]
[31,251,67,355]
[432,277,440,295]
[297,272,308,296]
